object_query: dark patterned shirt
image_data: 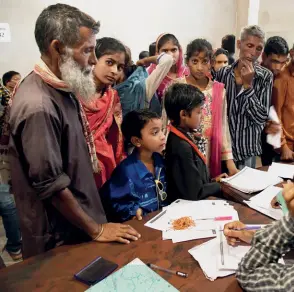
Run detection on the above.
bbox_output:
[237,214,294,291]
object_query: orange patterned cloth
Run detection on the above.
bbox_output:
[81,87,125,189]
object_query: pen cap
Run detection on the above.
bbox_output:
[177,271,188,278]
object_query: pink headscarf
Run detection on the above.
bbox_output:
[147,33,189,100]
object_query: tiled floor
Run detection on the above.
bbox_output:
[0,217,22,267]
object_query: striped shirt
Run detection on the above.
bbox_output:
[236,214,294,291]
[216,61,273,161]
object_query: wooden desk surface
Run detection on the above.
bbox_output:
[0,200,272,292]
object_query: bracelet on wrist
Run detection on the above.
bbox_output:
[93,224,104,241]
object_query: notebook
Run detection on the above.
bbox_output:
[221,167,283,193]
[86,258,179,292]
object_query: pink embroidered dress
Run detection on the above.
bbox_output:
[184,78,233,177]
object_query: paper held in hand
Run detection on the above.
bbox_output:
[266,106,281,149]
[268,162,294,179]
[244,185,284,220]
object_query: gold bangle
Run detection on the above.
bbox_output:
[93,224,104,241]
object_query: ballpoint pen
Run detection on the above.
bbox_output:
[219,226,224,265]
[147,263,188,278]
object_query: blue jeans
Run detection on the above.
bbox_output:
[235,156,257,170]
[0,188,22,253]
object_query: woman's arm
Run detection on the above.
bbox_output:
[145,53,173,101]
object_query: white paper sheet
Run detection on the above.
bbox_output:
[221,167,283,193]
[267,106,281,149]
[146,200,234,232]
[189,233,285,281]
[217,231,251,270]
[144,209,170,231]
[245,185,284,220]
[189,239,235,281]
[245,201,284,220]
[147,200,238,243]
[171,229,216,243]
[268,162,294,179]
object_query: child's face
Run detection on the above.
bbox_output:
[213,54,229,71]
[138,119,166,153]
[187,51,210,80]
[158,41,180,65]
[181,106,202,130]
[94,52,125,86]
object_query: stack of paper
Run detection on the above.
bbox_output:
[86,258,179,291]
[189,226,284,281]
[244,185,284,220]
[221,167,283,193]
[145,199,239,243]
[188,232,251,281]
[268,162,294,179]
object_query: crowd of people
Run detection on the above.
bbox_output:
[1,3,294,290]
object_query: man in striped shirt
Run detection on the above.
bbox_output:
[216,25,273,169]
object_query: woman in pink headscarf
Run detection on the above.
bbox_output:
[148,33,189,100]
[148,33,189,132]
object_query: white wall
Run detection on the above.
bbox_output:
[259,0,294,47]
[0,0,237,77]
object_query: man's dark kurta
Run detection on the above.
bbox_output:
[9,72,107,258]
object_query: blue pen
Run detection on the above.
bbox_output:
[234,225,262,231]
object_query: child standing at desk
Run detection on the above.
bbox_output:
[100,109,167,222]
[164,83,226,202]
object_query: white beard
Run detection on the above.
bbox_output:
[59,49,96,103]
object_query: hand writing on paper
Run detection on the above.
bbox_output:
[282,181,294,218]
[213,173,229,183]
[96,223,141,244]
[240,60,254,89]
[223,221,255,246]
[133,208,143,221]
[265,120,280,135]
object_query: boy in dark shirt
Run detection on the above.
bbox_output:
[164,83,226,202]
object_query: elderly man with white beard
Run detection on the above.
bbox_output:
[8,3,140,259]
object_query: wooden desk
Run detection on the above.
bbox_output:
[0,201,272,292]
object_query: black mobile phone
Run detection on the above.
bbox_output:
[74,256,118,286]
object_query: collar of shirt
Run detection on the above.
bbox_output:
[229,59,265,79]
[129,150,164,180]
